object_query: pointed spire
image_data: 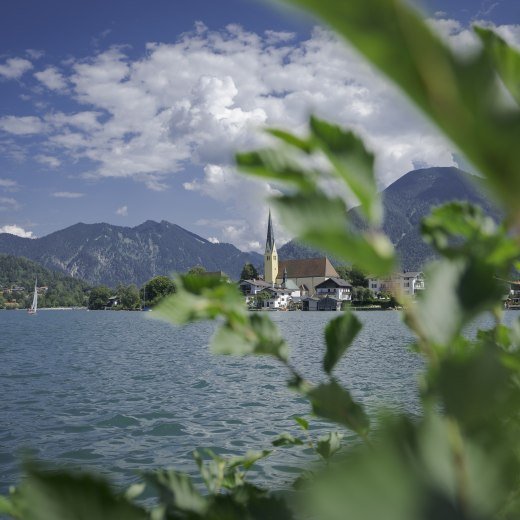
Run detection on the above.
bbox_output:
[265,209,275,253]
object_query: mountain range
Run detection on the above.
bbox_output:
[0,220,261,286]
[278,166,500,270]
[0,166,499,285]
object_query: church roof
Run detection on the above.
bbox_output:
[278,257,338,279]
[265,210,275,252]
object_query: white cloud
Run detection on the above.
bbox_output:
[36,155,61,168]
[0,58,33,79]
[0,116,45,135]
[1,21,519,249]
[116,205,128,216]
[0,178,19,191]
[34,66,67,91]
[52,191,84,198]
[0,197,21,211]
[26,49,44,60]
[207,236,220,244]
[0,224,34,238]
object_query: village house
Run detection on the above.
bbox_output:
[368,272,425,298]
[239,210,356,311]
[315,277,352,301]
[238,278,273,305]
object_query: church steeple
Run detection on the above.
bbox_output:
[264,210,278,284]
[266,209,275,253]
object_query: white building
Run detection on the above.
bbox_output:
[315,277,353,301]
[238,279,273,305]
[368,272,425,298]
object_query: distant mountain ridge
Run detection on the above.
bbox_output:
[0,220,262,286]
[279,167,500,270]
[0,167,497,284]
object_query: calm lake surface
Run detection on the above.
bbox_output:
[1,309,516,493]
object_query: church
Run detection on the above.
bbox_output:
[263,210,341,296]
[239,211,352,309]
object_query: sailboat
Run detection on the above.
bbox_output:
[27,278,38,315]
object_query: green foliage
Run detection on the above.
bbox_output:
[88,286,112,310]
[142,276,176,307]
[6,2,520,520]
[240,263,258,280]
[0,254,89,308]
[281,0,520,220]
[236,114,396,277]
[117,284,141,310]
[6,464,147,520]
[187,265,207,276]
[336,265,368,288]
[323,313,362,374]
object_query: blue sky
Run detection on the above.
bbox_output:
[0,0,518,249]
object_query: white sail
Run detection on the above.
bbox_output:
[28,278,38,314]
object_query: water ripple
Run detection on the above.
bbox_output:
[1,308,514,493]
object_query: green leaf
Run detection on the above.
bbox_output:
[17,466,147,520]
[236,148,316,192]
[309,115,382,225]
[324,312,362,374]
[307,380,370,436]
[406,259,505,348]
[154,275,247,325]
[476,26,520,106]
[146,469,207,516]
[272,433,305,447]
[295,416,309,430]
[212,313,288,361]
[421,202,519,271]
[266,128,314,154]
[227,450,272,471]
[0,495,17,517]
[124,482,146,501]
[315,432,343,460]
[272,192,395,276]
[282,0,520,220]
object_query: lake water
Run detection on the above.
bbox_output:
[1,309,515,494]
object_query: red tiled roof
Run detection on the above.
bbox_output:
[278,257,338,278]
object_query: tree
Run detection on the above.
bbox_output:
[337,265,368,287]
[240,263,258,280]
[118,284,141,310]
[187,265,206,276]
[251,289,271,309]
[142,276,176,306]
[88,286,111,310]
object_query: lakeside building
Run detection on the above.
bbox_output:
[239,212,350,310]
[368,272,425,298]
[505,281,520,309]
[315,277,352,301]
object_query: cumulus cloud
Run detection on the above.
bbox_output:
[52,191,84,198]
[0,224,34,238]
[207,237,220,244]
[34,66,67,91]
[0,116,45,135]
[116,205,128,216]
[1,21,519,250]
[36,155,61,168]
[0,58,33,79]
